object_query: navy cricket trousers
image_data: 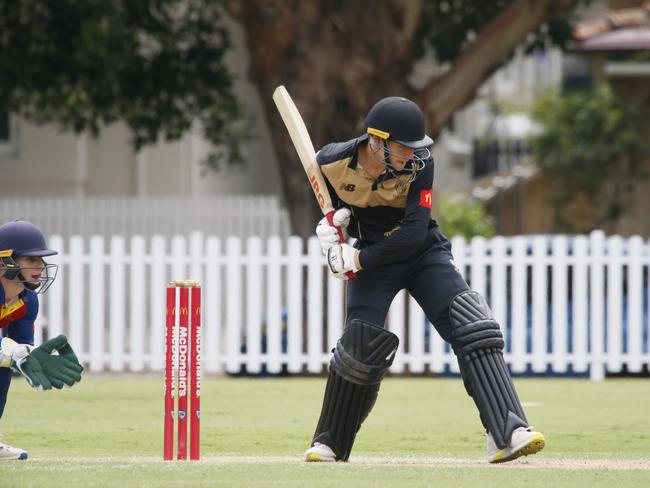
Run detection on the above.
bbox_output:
[346,226,470,344]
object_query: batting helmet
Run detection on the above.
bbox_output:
[364,97,433,149]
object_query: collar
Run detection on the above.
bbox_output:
[347,134,370,169]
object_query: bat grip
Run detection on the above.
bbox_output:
[325,211,357,280]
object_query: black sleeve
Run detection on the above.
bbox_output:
[358,160,434,269]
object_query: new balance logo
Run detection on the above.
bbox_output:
[340,183,356,192]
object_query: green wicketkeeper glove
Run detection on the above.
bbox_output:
[0,335,83,390]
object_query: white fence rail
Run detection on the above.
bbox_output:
[0,196,291,240]
[35,231,650,380]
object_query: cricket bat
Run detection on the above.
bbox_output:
[272,85,356,280]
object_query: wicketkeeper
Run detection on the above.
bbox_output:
[0,220,83,460]
[304,96,545,464]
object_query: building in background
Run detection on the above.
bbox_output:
[460,1,650,236]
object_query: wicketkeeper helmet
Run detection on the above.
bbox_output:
[0,220,58,292]
[0,220,57,258]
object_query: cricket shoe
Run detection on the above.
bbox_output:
[487,426,545,464]
[304,442,336,462]
[0,441,28,460]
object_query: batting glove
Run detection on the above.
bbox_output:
[327,243,361,279]
[316,208,351,255]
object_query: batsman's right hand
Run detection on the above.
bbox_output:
[316,207,351,255]
[11,335,84,390]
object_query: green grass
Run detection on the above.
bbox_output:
[1,376,649,487]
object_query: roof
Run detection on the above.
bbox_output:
[571,2,650,51]
[455,162,541,203]
[572,26,650,50]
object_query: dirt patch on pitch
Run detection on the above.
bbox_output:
[59,455,650,470]
[345,455,650,470]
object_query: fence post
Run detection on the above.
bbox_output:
[149,236,166,371]
[130,236,146,372]
[490,236,508,354]
[606,235,624,373]
[204,236,222,374]
[226,236,242,374]
[89,236,105,372]
[408,295,426,374]
[267,236,283,373]
[531,236,548,373]
[109,236,126,372]
[46,235,65,340]
[388,290,406,374]
[68,236,85,363]
[245,236,262,374]
[551,235,569,373]
[469,236,487,296]
[306,237,324,373]
[326,273,345,356]
[286,237,304,374]
[627,236,643,372]
[511,236,527,373]
[589,231,605,381]
[573,236,589,373]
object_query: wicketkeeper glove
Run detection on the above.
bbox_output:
[1,335,83,390]
[315,208,351,255]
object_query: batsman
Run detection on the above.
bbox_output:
[303,96,545,464]
[0,220,84,460]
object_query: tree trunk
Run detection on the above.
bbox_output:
[229,0,417,238]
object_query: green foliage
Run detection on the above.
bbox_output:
[530,84,649,231]
[415,0,583,63]
[438,194,495,239]
[0,0,245,168]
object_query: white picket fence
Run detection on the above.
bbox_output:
[0,196,290,241]
[35,230,650,380]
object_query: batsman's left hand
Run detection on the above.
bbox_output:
[316,208,351,256]
[327,243,361,279]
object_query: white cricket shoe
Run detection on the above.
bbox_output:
[304,442,336,462]
[487,426,545,464]
[0,440,28,460]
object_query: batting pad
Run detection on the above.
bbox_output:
[311,320,398,461]
[450,291,528,450]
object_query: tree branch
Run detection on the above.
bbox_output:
[419,0,573,135]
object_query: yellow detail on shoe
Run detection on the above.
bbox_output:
[304,447,336,463]
[491,433,546,464]
[305,452,323,462]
